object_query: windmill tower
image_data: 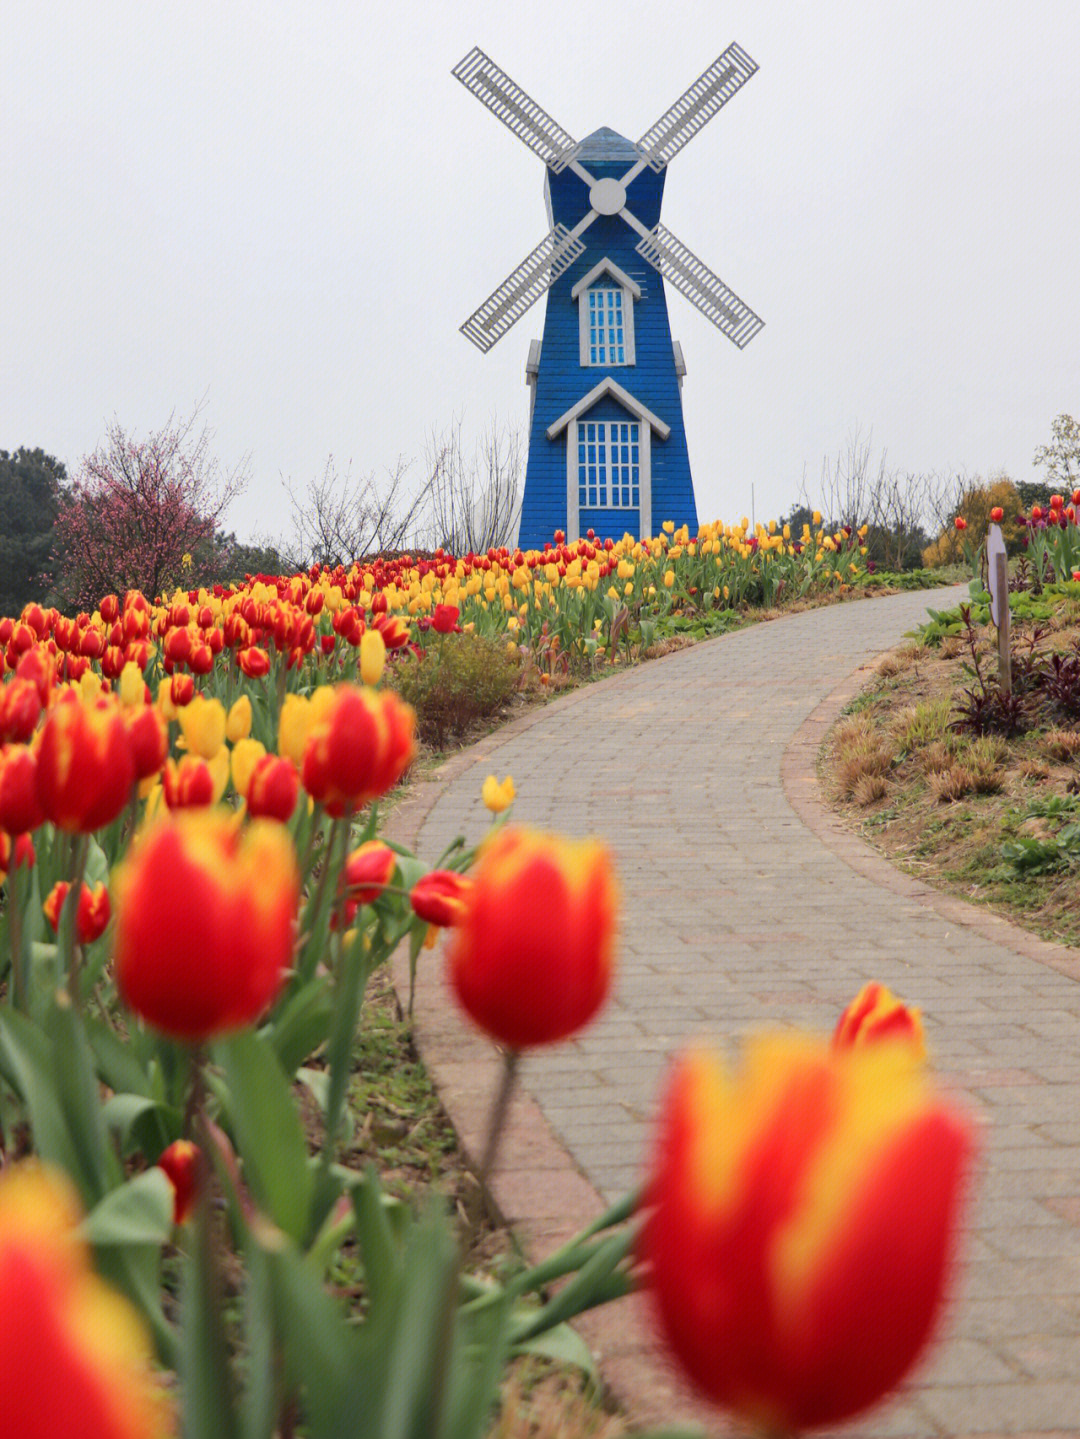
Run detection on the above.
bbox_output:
[454,44,764,549]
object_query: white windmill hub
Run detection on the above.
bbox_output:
[588,177,626,215]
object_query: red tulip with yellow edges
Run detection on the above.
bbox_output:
[125,703,169,781]
[410,869,473,927]
[447,826,617,1047]
[0,675,42,744]
[36,694,135,833]
[638,1035,974,1432]
[43,881,111,944]
[0,1162,173,1439]
[833,982,926,1059]
[301,684,416,816]
[246,754,300,822]
[114,810,299,1041]
[344,839,397,903]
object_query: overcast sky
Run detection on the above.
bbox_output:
[3,0,1078,544]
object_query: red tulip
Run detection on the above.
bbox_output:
[114,810,299,1041]
[0,745,44,834]
[410,869,473,927]
[246,754,300,822]
[447,827,617,1047]
[301,685,416,816]
[639,1036,974,1431]
[36,695,135,833]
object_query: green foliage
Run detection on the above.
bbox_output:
[0,447,68,617]
[389,633,519,746]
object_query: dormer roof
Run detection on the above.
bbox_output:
[571,259,642,301]
[546,378,670,440]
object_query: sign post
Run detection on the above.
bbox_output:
[986,523,1011,695]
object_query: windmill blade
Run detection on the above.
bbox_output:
[453,47,580,172]
[460,225,587,352]
[635,223,764,348]
[635,42,758,171]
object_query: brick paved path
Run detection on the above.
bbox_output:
[387,588,1080,1438]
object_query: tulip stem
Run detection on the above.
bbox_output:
[64,833,89,1001]
[477,1048,520,1199]
[8,850,25,1011]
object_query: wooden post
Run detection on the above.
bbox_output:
[995,549,1012,695]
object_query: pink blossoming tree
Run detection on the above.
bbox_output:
[52,411,249,610]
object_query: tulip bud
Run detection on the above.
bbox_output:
[162,756,215,810]
[157,1139,200,1224]
[639,1036,974,1431]
[115,810,299,1041]
[447,827,616,1047]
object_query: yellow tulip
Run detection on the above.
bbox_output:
[231,737,266,798]
[226,694,252,743]
[118,661,145,708]
[178,695,226,760]
[360,628,386,686]
[481,774,516,813]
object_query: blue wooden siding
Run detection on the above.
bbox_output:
[518,128,699,549]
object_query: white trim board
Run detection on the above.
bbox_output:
[547,377,669,440]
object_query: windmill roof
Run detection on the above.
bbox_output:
[577,127,638,163]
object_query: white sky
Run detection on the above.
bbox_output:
[3,0,1078,543]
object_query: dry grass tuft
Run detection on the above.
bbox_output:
[876,653,903,677]
[1019,758,1051,781]
[489,1366,625,1438]
[920,739,955,775]
[1042,728,1080,761]
[928,764,975,802]
[852,772,889,806]
[834,719,894,798]
[940,637,963,659]
[894,697,952,752]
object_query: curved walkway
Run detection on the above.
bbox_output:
[385,587,1080,1439]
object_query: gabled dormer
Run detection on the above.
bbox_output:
[570,259,641,368]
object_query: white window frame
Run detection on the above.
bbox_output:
[571,259,640,368]
[548,377,668,544]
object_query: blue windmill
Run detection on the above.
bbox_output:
[454,44,764,549]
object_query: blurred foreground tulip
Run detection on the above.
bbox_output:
[36,694,135,832]
[114,810,299,1041]
[448,827,617,1047]
[834,982,925,1058]
[301,684,416,816]
[639,1035,974,1432]
[0,1163,172,1439]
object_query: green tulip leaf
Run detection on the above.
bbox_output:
[79,1168,175,1248]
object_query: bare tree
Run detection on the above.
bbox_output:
[421,416,523,554]
[282,456,434,569]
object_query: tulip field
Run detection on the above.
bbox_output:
[0,518,977,1438]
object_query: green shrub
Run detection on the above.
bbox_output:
[389,632,518,746]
